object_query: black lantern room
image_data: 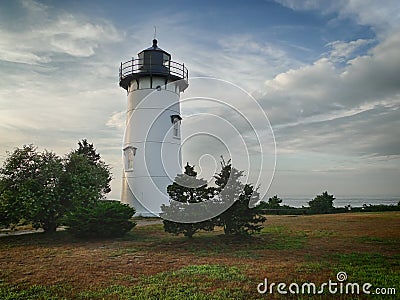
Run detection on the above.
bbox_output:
[119,39,188,91]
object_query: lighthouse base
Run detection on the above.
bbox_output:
[121,175,166,217]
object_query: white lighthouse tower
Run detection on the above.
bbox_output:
[119,39,188,216]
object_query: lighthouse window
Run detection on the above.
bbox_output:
[170,115,182,138]
[173,119,179,137]
[124,146,136,171]
[163,54,170,66]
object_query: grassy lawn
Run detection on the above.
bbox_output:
[0,212,399,299]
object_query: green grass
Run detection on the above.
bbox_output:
[0,265,249,300]
[108,247,138,257]
[355,236,399,245]
[0,283,72,300]
[173,264,245,281]
[79,265,247,300]
[257,225,307,250]
[333,253,400,288]
[330,253,399,299]
[1,213,398,299]
[295,262,325,274]
[296,253,400,299]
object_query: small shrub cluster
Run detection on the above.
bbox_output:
[258,193,400,215]
[308,191,335,213]
[63,200,136,239]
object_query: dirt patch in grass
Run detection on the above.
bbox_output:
[1,212,399,299]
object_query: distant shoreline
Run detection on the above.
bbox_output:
[273,196,399,208]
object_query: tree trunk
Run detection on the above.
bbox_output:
[43,222,57,234]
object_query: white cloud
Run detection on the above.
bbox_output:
[261,32,400,157]
[40,14,121,57]
[327,39,373,61]
[275,0,400,36]
[0,0,121,64]
[148,27,302,91]
[274,0,339,13]
[20,0,47,13]
[106,111,126,130]
[337,0,400,36]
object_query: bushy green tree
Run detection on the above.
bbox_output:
[28,151,64,232]
[73,139,111,194]
[0,145,34,228]
[161,163,215,238]
[308,191,335,214]
[214,158,266,236]
[0,140,112,233]
[74,139,101,165]
[63,200,136,238]
[63,140,111,208]
[0,145,64,232]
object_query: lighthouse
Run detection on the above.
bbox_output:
[119,39,188,216]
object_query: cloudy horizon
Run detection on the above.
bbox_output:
[1,0,399,201]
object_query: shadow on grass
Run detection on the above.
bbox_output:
[131,224,308,258]
[0,224,307,259]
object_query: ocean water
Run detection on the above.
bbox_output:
[275,196,400,208]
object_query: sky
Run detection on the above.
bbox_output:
[0,0,399,201]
